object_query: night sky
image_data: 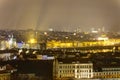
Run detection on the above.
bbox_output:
[0,0,120,31]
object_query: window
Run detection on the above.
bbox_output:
[89,65,92,68]
[77,70,79,73]
[89,70,91,72]
[65,66,67,68]
[72,66,75,68]
[69,66,71,68]
[59,66,62,69]
[89,74,91,77]
[73,70,74,73]
[60,70,61,73]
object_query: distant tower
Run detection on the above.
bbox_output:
[8,34,16,49]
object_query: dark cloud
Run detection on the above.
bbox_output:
[0,0,119,31]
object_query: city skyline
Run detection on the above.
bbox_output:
[0,1,120,79]
[0,0,120,31]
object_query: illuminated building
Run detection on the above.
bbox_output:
[56,58,93,79]
[0,53,10,61]
[94,69,120,79]
[0,41,8,50]
[55,57,120,80]
[94,66,120,79]
[0,35,17,50]
[47,39,120,49]
[26,38,41,49]
[0,73,10,80]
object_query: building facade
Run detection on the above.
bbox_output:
[56,59,93,79]
[0,73,10,80]
[55,58,120,80]
[94,67,120,79]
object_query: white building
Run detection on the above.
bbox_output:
[55,58,120,80]
[56,59,93,79]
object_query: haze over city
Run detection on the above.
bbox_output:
[0,0,120,31]
[1,0,120,80]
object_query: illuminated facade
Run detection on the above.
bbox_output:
[0,73,10,80]
[0,35,17,50]
[0,40,17,50]
[47,39,120,49]
[55,58,120,80]
[57,61,93,79]
[94,67,120,79]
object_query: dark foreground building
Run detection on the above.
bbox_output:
[6,60,53,80]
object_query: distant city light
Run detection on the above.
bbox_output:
[97,37,109,41]
[26,50,29,54]
[49,28,53,31]
[28,38,37,44]
[65,36,69,39]
[73,33,76,36]
[92,30,98,33]
[8,39,13,45]
[33,51,37,54]
[44,32,47,35]
[19,49,23,53]
[13,56,17,60]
